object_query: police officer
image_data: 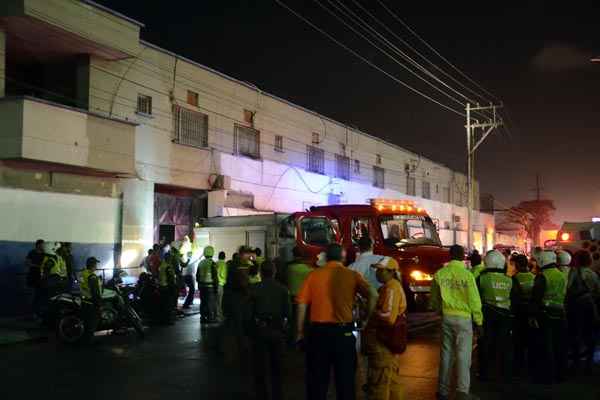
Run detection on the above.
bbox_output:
[41,241,68,298]
[470,251,484,280]
[80,257,102,341]
[531,250,568,383]
[249,260,291,400]
[476,250,517,382]
[158,245,179,324]
[557,250,571,278]
[511,254,535,377]
[196,246,218,323]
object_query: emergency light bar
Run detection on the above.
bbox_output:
[370,198,425,214]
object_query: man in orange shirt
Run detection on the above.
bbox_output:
[296,243,376,400]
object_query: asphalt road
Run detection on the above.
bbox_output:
[1,314,598,400]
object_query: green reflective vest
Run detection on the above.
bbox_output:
[542,266,567,309]
[216,260,228,286]
[515,272,535,301]
[471,264,485,280]
[159,260,176,288]
[479,270,513,310]
[80,269,102,300]
[287,261,313,297]
[41,255,67,278]
[197,258,216,285]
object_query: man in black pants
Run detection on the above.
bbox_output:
[249,261,291,400]
[296,244,376,400]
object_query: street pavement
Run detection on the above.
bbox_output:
[1,313,598,400]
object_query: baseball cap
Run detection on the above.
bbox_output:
[370,257,399,271]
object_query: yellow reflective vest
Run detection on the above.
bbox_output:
[41,255,67,278]
[80,269,102,300]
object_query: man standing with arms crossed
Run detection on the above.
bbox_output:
[430,245,483,400]
[296,243,376,400]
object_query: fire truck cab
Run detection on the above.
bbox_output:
[554,221,600,272]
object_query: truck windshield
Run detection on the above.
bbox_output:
[380,215,441,247]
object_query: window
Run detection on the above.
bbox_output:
[380,215,441,247]
[243,109,255,125]
[376,154,382,165]
[187,90,199,107]
[373,166,385,188]
[351,217,371,245]
[354,159,360,174]
[300,217,336,246]
[307,145,325,174]
[436,184,439,194]
[339,142,346,156]
[335,154,350,180]
[274,135,284,152]
[136,94,152,115]
[173,105,208,148]
[235,124,260,159]
[407,177,416,196]
[422,181,431,199]
[443,187,450,203]
[312,132,320,144]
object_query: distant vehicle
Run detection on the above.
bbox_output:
[194,198,451,309]
[554,221,600,272]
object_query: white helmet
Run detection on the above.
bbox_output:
[42,241,61,255]
[539,250,557,267]
[557,250,571,267]
[484,250,505,270]
[316,251,327,267]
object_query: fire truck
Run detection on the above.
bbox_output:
[194,199,450,307]
[552,221,600,272]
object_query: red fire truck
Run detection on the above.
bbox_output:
[195,198,450,306]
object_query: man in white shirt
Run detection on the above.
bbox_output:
[349,236,385,290]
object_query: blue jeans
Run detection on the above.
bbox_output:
[438,316,473,396]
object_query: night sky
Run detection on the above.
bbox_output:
[96,0,600,223]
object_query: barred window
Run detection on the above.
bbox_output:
[407,177,416,196]
[274,135,284,152]
[137,94,152,115]
[235,124,260,159]
[173,105,208,148]
[335,154,350,180]
[422,181,431,199]
[373,166,385,189]
[307,145,325,175]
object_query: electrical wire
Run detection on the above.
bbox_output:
[374,0,500,102]
[274,0,466,117]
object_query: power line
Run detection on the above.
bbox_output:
[375,0,500,102]
[274,0,466,117]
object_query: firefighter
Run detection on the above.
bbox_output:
[476,250,518,382]
[197,246,218,323]
[511,254,535,377]
[531,250,568,384]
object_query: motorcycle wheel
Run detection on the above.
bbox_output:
[57,315,85,344]
[126,307,145,338]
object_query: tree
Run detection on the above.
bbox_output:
[497,200,556,246]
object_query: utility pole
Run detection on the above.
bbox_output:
[532,173,543,201]
[466,103,503,252]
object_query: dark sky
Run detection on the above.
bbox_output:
[96,0,600,223]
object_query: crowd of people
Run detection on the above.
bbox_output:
[23,235,599,400]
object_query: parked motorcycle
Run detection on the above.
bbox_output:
[50,279,145,344]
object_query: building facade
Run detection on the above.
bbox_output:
[0,0,494,314]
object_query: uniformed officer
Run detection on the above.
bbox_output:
[41,241,68,297]
[476,250,518,382]
[80,257,102,341]
[158,245,179,324]
[531,250,568,383]
[470,251,484,280]
[196,246,218,323]
[511,254,535,377]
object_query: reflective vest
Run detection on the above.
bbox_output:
[80,269,102,300]
[479,270,513,310]
[514,272,535,301]
[471,264,485,280]
[541,266,567,309]
[197,258,216,286]
[216,260,228,286]
[41,255,67,278]
[159,260,176,287]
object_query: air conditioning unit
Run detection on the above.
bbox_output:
[210,175,231,190]
[452,214,461,223]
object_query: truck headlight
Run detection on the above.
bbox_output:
[410,270,433,282]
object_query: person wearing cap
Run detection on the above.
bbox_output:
[296,243,376,400]
[80,256,102,340]
[196,245,219,323]
[430,245,482,400]
[530,250,568,383]
[364,257,407,400]
[476,250,518,382]
[511,254,536,378]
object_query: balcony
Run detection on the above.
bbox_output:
[0,96,136,174]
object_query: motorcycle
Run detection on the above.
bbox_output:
[50,278,145,344]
